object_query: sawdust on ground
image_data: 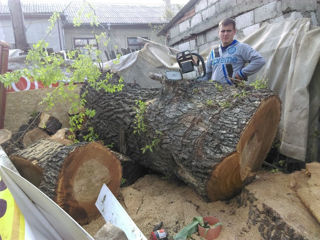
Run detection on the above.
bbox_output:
[83,174,262,239]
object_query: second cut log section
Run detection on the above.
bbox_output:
[10,139,122,224]
[84,80,281,201]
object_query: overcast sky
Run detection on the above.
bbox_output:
[100,0,189,6]
[5,0,190,6]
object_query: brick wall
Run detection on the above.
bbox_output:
[168,0,319,53]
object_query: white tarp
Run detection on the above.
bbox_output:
[242,18,320,161]
[103,39,179,88]
[104,18,320,162]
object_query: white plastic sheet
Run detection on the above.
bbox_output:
[242,18,320,161]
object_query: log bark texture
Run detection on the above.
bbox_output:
[84,80,281,201]
[9,139,122,224]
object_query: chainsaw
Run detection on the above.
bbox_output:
[165,50,206,81]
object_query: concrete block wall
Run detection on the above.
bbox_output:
[169,0,319,53]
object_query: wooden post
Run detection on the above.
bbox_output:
[0,41,9,129]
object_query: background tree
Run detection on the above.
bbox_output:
[8,0,29,51]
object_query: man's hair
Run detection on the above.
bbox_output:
[219,18,236,29]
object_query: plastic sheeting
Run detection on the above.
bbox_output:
[103,19,320,162]
[103,39,179,88]
[242,18,320,161]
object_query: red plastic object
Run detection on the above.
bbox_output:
[150,229,168,240]
[198,216,222,240]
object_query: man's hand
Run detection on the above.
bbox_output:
[234,73,244,80]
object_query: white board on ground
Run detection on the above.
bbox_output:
[95,184,147,240]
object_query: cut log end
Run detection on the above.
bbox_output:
[207,96,281,201]
[22,128,49,148]
[207,153,242,201]
[10,155,43,186]
[238,96,281,178]
[56,142,122,224]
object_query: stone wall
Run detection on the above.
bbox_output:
[168,0,320,53]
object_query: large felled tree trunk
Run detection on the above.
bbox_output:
[84,79,281,201]
[9,139,122,224]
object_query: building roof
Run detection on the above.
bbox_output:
[0,1,66,15]
[0,0,167,25]
[158,0,197,35]
[64,1,166,25]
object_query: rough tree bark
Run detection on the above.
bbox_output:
[8,0,29,50]
[9,139,122,224]
[84,79,281,201]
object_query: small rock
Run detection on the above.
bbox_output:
[94,222,128,240]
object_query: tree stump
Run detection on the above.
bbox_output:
[9,139,122,224]
[84,80,281,201]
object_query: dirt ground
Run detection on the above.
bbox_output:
[83,163,320,240]
[83,174,262,239]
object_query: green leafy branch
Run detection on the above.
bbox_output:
[132,100,163,153]
[133,100,147,135]
[233,89,248,99]
[214,82,223,91]
[47,12,60,33]
[0,5,124,144]
[0,69,28,87]
[218,100,231,108]
[250,78,268,89]
[141,130,163,154]
[206,99,214,107]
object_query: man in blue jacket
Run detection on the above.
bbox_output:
[203,18,265,84]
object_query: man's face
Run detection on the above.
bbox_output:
[219,24,236,47]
